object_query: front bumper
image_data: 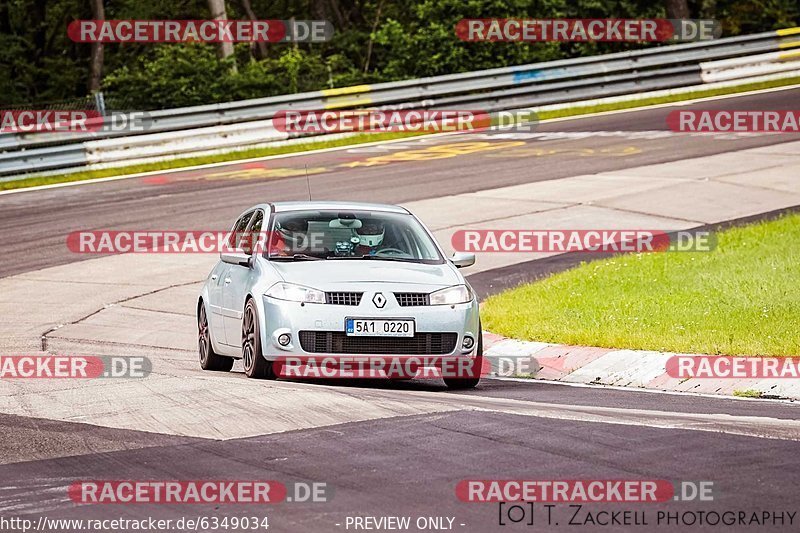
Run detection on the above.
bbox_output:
[259,290,480,361]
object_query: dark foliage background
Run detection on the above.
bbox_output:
[0,0,797,109]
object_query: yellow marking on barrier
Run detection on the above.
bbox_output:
[778,49,800,61]
[776,27,800,36]
[778,40,800,50]
[321,85,371,97]
[324,96,374,109]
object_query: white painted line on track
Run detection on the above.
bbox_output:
[355,388,800,441]
[488,376,800,405]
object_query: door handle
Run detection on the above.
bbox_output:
[224,277,232,285]
[211,274,218,281]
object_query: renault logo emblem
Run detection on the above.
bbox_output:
[372,292,386,308]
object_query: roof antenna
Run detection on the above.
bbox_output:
[305,164,312,201]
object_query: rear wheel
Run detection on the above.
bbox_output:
[198,304,233,372]
[443,329,483,390]
[242,299,275,379]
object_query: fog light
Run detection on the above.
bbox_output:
[462,336,475,350]
[278,333,291,346]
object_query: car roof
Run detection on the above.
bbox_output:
[269,201,410,214]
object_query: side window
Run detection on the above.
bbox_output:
[242,210,264,255]
[249,210,264,232]
[228,211,254,250]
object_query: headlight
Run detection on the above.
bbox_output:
[265,282,325,303]
[429,285,473,305]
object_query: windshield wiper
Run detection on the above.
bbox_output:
[270,254,324,261]
[327,255,417,263]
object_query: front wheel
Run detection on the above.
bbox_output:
[242,299,275,379]
[198,304,234,372]
[443,329,483,390]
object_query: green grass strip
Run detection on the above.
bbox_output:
[482,213,800,357]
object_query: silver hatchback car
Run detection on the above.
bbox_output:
[197,201,482,388]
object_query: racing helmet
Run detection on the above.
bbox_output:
[356,219,385,247]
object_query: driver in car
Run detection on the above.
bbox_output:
[355,219,388,256]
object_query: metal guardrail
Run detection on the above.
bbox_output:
[2,27,799,178]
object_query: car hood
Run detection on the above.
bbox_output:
[270,260,462,290]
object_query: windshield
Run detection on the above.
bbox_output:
[266,210,443,264]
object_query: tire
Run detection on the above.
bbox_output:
[198,304,234,372]
[242,299,275,379]
[443,328,483,390]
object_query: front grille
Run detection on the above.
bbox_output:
[299,331,458,355]
[325,292,363,306]
[394,292,430,306]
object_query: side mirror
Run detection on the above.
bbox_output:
[451,251,475,268]
[220,251,251,267]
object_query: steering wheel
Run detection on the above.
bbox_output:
[375,248,410,257]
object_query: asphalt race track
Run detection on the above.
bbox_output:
[1,88,799,532]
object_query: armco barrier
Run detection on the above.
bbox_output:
[1,27,799,178]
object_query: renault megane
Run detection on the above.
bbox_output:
[197,201,482,389]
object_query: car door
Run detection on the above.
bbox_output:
[207,261,230,345]
[222,209,263,347]
[219,210,254,345]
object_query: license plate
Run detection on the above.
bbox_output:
[346,318,415,337]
